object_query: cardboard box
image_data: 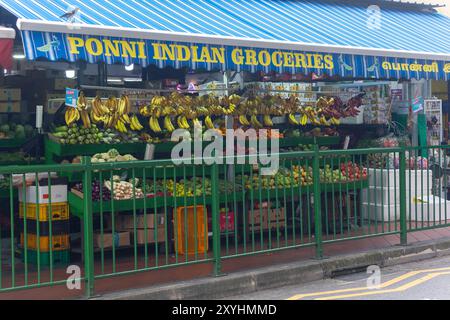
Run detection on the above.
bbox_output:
[267,208,286,224]
[0,101,20,113]
[248,210,268,231]
[248,208,286,231]
[0,88,21,101]
[117,214,165,230]
[133,227,165,244]
[94,231,130,249]
[219,211,235,232]
[19,182,67,204]
[208,211,236,233]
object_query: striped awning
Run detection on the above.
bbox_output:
[0,0,449,80]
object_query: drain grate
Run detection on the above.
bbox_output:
[330,265,371,278]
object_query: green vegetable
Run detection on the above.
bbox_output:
[0,124,10,134]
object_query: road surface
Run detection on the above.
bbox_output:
[226,254,450,300]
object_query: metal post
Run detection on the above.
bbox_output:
[210,162,222,276]
[82,156,95,297]
[399,148,408,245]
[313,145,323,259]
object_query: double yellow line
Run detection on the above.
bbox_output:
[287,266,450,300]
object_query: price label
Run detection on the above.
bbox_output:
[65,88,79,108]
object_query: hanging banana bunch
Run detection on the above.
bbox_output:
[250,114,263,129]
[118,95,131,124]
[288,114,299,125]
[176,115,190,130]
[164,115,175,132]
[130,115,144,131]
[90,96,107,124]
[64,106,80,126]
[204,115,215,129]
[77,91,91,129]
[238,114,250,126]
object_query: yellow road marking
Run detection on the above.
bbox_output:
[287,266,450,300]
[316,271,450,300]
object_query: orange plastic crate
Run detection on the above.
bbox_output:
[175,205,208,255]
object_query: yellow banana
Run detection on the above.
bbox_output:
[205,116,215,129]
[80,109,91,128]
[121,113,131,124]
[239,115,250,126]
[181,116,190,129]
[300,114,308,126]
[263,115,273,127]
[250,115,263,129]
[150,116,162,133]
[164,116,175,132]
[65,108,78,126]
[132,115,143,131]
[288,114,299,125]
[193,118,202,128]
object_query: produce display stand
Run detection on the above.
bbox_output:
[68,190,245,219]
[44,135,146,164]
[0,138,26,149]
[244,179,368,202]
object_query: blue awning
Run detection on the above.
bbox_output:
[0,0,449,80]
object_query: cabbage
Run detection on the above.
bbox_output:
[108,148,120,158]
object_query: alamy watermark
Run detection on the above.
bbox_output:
[66,265,81,290]
[367,265,381,289]
[170,124,280,176]
[367,5,382,30]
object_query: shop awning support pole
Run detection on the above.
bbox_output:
[211,160,222,276]
[82,156,95,297]
[399,147,408,246]
[313,145,323,259]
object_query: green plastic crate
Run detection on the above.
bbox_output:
[22,249,70,267]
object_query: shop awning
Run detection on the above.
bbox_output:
[0,0,449,80]
[0,26,15,69]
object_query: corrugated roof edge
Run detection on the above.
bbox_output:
[323,0,444,12]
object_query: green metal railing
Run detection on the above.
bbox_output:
[1,145,450,298]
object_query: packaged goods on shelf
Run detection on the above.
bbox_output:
[0,101,21,113]
[0,88,21,101]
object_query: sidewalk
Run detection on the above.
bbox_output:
[1,226,450,300]
[96,226,450,299]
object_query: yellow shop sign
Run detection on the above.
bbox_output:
[67,37,147,59]
[151,43,335,69]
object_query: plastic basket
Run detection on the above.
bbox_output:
[19,202,69,221]
[175,205,208,255]
[20,233,70,252]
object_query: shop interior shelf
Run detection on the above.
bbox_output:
[278,136,340,147]
[68,190,245,219]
